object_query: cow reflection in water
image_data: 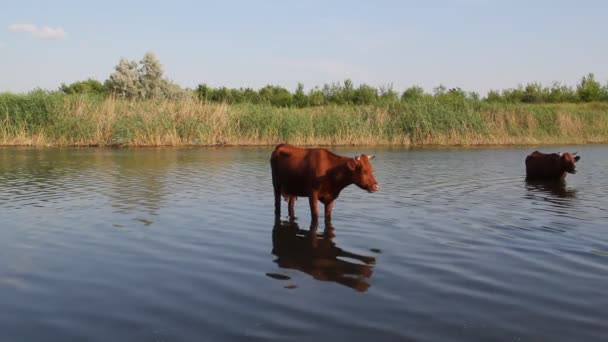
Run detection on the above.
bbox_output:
[525,179,577,208]
[525,180,577,199]
[272,220,376,292]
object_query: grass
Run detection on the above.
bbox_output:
[1,92,608,147]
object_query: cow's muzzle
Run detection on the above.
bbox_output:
[368,184,380,193]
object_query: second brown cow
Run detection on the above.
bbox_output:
[525,151,581,181]
[270,144,379,223]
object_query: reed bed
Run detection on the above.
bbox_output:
[1,93,607,147]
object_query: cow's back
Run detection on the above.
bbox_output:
[525,152,561,179]
[271,144,331,196]
[271,144,317,175]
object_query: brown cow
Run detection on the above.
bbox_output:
[525,151,581,181]
[270,144,379,223]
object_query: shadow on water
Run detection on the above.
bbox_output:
[271,220,376,292]
[524,179,577,207]
[525,180,577,198]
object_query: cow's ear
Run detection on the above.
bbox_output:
[347,159,357,171]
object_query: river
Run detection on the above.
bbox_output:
[0,146,606,341]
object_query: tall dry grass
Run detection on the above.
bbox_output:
[1,93,607,146]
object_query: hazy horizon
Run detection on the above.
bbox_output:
[1,0,607,95]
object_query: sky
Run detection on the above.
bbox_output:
[1,0,607,95]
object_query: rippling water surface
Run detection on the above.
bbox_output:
[0,146,606,341]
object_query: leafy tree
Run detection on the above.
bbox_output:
[577,73,603,102]
[161,79,190,100]
[195,83,211,101]
[240,87,262,104]
[342,79,355,104]
[501,86,525,103]
[186,73,607,106]
[212,87,234,103]
[467,91,480,101]
[379,84,399,102]
[138,52,164,99]
[522,83,544,103]
[107,58,139,99]
[447,87,467,99]
[229,88,245,103]
[546,82,577,103]
[353,84,378,105]
[293,83,308,108]
[401,85,425,101]
[321,82,342,104]
[106,52,186,100]
[432,84,449,97]
[59,79,107,95]
[485,90,502,102]
[259,85,293,107]
[308,87,326,106]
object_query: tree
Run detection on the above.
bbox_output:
[342,79,355,104]
[379,84,399,102]
[522,83,544,103]
[107,58,139,99]
[322,82,342,104]
[212,87,234,103]
[240,87,262,104]
[353,84,378,105]
[195,83,211,101]
[106,52,185,100]
[161,79,190,100]
[577,73,602,102]
[433,84,447,96]
[293,83,308,108]
[546,82,577,103]
[401,86,425,101]
[485,90,502,102]
[501,86,525,103]
[138,52,164,99]
[308,87,326,106]
[59,79,107,96]
[259,85,293,107]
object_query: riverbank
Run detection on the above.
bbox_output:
[2,93,608,147]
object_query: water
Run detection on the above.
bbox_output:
[0,146,606,341]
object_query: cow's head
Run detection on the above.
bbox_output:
[561,152,580,174]
[348,154,380,192]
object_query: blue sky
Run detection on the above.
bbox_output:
[1,0,606,94]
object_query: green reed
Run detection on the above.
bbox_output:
[1,92,607,146]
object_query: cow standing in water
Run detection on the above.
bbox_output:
[270,144,379,223]
[525,151,581,181]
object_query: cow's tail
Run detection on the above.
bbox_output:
[270,154,279,192]
[270,144,285,192]
[270,145,285,217]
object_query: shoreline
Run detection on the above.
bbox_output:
[1,140,606,149]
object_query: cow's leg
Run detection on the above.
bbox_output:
[288,196,296,220]
[274,188,281,218]
[308,192,320,225]
[323,221,335,239]
[309,220,319,247]
[324,201,334,224]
